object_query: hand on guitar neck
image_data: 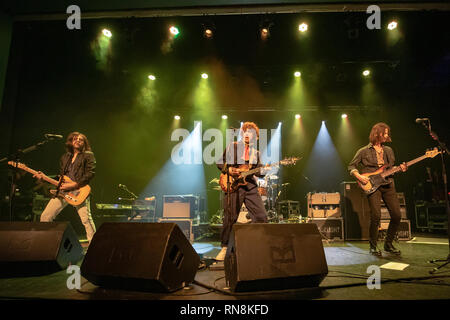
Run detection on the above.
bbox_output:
[33,171,78,191]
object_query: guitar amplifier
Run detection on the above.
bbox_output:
[163,195,199,219]
[158,218,194,243]
[379,219,411,241]
[380,192,407,220]
[415,201,448,231]
[307,192,341,218]
[306,218,344,241]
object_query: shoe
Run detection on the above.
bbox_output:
[215,247,227,261]
[384,242,401,255]
[370,246,382,257]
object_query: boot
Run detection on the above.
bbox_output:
[384,241,401,255]
[369,245,382,257]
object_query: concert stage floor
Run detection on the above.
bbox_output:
[1,234,449,304]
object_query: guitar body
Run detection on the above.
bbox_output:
[357,166,391,195]
[219,164,252,193]
[49,175,91,206]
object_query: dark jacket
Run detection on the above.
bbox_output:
[59,151,96,187]
[217,141,264,184]
[348,143,395,176]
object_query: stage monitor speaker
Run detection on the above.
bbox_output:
[0,221,83,277]
[224,223,328,292]
[340,181,371,240]
[80,222,200,292]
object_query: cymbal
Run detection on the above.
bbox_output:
[209,178,220,184]
[211,186,222,191]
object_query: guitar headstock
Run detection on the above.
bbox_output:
[425,148,442,159]
[7,161,28,170]
[279,157,301,166]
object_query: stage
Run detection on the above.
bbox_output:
[1,234,449,301]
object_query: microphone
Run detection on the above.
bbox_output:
[415,118,429,123]
[44,134,63,139]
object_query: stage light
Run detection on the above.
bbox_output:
[294,71,301,78]
[174,115,181,120]
[148,75,156,81]
[362,70,370,77]
[295,114,301,119]
[204,28,213,38]
[388,21,398,30]
[102,29,112,38]
[298,23,308,33]
[222,115,228,120]
[341,113,348,119]
[260,28,270,40]
[201,73,208,79]
[169,26,179,36]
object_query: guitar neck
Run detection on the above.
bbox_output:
[381,154,430,177]
[20,167,59,186]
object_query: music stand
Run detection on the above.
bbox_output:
[418,119,450,274]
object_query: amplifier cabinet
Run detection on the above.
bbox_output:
[158,218,194,243]
[307,193,341,218]
[379,219,411,241]
[163,195,199,219]
[306,218,344,241]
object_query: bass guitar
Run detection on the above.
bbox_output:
[8,161,91,206]
[219,157,300,193]
[357,148,441,195]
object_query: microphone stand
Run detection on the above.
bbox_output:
[119,185,140,221]
[0,138,52,222]
[419,119,450,274]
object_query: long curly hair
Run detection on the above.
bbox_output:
[65,132,92,153]
[369,122,392,144]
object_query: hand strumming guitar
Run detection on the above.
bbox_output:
[228,167,241,176]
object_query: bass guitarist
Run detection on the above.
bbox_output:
[34,132,96,244]
[215,122,268,261]
[348,122,407,256]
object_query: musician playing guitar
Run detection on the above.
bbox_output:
[348,122,407,256]
[215,122,268,261]
[34,132,96,244]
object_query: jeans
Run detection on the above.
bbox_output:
[221,185,268,246]
[367,181,402,247]
[40,196,96,242]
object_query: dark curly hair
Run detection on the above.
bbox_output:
[65,132,92,153]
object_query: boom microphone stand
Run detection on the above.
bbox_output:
[417,118,450,273]
[0,137,54,221]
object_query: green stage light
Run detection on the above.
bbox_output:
[341,113,348,119]
[362,70,370,77]
[201,73,208,79]
[294,71,301,78]
[295,114,301,119]
[222,115,228,120]
[148,75,156,81]
[174,115,181,120]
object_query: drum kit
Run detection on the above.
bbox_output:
[209,173,288,223]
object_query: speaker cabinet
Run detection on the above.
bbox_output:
[224,223,328,292]
[340,181,371,240]
[81,222,200,292]
[0,222,83,277]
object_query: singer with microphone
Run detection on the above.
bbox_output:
[34,132,97,245]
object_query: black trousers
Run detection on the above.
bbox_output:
[367,181,402,247]
[221,184,268,247]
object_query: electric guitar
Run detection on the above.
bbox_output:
[357,148,441,195]
[219,157,300,193]
[8,161,91,206]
